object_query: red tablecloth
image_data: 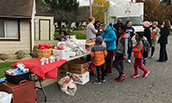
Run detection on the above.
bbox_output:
[10,58,67,81]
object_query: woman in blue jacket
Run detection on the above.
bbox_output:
[101,23,117,75]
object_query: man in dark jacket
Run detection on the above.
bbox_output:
[113,19,124,28]
[113,19,124,47]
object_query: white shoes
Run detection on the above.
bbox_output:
[127,59,131,63]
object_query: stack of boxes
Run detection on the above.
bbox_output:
[67,60,90,85]
[57,59,90,85]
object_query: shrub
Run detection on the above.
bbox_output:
[32,46,38,58]
[0,53,9,60]
[15,50,26,59]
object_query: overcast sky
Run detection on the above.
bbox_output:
[77,0,136,6]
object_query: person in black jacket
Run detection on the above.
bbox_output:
[157,19,171,62]
[113,19,124,47]
[143,21,151,65]
[143,21,152,47]
[113,19,124,28]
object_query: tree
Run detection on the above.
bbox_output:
[165,4,172,22]
[136,0,144,2]
[144,0,167,23]
[162,0,171,5]
[92,0,110,23]
[44,0,79,30]
[36,2,50,14]
[75,6,90,29]
[36,0,44,3]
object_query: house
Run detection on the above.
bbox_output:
[34,14,54,41]
[0,0,54,54]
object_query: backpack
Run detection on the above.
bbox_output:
[142,36,150,58]
[128,37,133,49]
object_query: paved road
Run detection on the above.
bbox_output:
[37,36,172,103]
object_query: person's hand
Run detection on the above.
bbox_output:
[123,57,127,60]
[100,29,102,32]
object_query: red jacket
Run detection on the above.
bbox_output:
[133,40,144,58]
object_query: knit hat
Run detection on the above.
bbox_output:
[152,21,158,26]
[143,21,150,28]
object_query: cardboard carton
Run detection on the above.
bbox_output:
[68,60,89,74]
[57,65,69,79]
[66,71,89,85]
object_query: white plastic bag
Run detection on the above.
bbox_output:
[0,92,13,103]
[58,76,77,96]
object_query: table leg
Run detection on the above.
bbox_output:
[35,79,47,102]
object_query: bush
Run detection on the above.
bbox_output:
[32,46,38,58]
[0,53,9,60]
[15,50,26,59]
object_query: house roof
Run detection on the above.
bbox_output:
[0,0,33,19]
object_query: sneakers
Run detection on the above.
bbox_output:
[143,58,147,65]
[115,76,120,80]
[142,71,150,77]
[127,59,131,63]
[94,81,101,84]
[143,60,146,65]
[150,56,153,59]
[105,73,113,76]
[116,74,127,82]
[132,74,140,78]
[102,78,105,83]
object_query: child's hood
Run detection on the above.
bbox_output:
[95,36,103,45]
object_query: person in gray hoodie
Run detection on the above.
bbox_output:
[86,17,98,40]
[86,17,98,61]
[113,26,129,82]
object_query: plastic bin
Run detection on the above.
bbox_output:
[5,72,30,84]
[53,49,69,59]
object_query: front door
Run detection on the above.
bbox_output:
[40,20,50,40]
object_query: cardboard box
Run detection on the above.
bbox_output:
[66,71,89,85]
[57,69,67,79]
[57,66,69,79]
[68,60,89,74]
[59,65,68,71]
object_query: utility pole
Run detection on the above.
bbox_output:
[90,0,92,17]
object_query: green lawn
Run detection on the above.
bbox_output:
[170,31,172,35]
[54,30,86,40]
[0,61,18,78]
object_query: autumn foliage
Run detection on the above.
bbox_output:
[165,4,172,22]
[92,0,110,23]
[137,0,172,24]
[144,0,167,23]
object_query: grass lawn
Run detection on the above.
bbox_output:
[0,61,18,78]
[170,31,172,35]
[54,30,86,40]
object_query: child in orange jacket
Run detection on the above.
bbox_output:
[132,32,150,78]
[91,36,108,84]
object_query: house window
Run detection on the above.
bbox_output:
[0,20,18,39]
